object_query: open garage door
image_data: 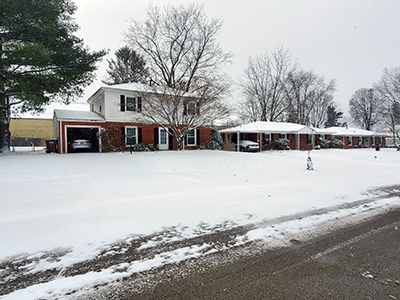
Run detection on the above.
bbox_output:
[66,127,100,153]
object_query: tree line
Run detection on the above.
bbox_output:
[237,48,339,128]
[349,68,400,143]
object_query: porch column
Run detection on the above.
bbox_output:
[237,132,240,152]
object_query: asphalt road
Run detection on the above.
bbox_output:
[87,208,400,300]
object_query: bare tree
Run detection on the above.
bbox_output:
[125,4,232,148]
[285,70,336,125]
[138,81,230,150]
[125,4,232,149]
[374,67,400,143]
[102,46,149,85]
[309,94,335,128]
[238,48,296,122]
[349,88,384,130]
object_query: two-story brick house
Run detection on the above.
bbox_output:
[53,82,211,153]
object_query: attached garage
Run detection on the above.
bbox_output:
[66,126,101,153]
[53,110,105,153]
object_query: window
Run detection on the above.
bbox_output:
[307,134,313,145]
[320,134,325,140]
[358,136,362,146]
[186,129,196,146]
[279,133,287,139]
[98,97,102,113]
[348,136,352,145]
[184,101,198,115]
[125,126,137,145]
[365,137,370,146]
[120,95,142,112]
[264,133,270,144]
[126,97,136,111]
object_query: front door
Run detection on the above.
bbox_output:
[159,128,169,150]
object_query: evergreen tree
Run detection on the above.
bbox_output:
[209,127,223,150]
[0,0,105,152]
[102,46,149,85]
[324,105,343,128]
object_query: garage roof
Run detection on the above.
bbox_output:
[54,109,105,122]
[220,121,314,134]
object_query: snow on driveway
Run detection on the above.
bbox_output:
[0,149,399,299]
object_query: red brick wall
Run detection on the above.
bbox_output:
[56,120,210,152]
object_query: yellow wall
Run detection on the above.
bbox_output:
[10,118,54,139]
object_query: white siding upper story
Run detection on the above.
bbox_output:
[87,82,198,124]
[87,83,147,122]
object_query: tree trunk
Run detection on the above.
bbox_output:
[0,93,10,153]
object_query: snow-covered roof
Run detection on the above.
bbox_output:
[220,121,314,134]
[101,82,152,93]
[319,126,375,137]
[89,82,193,101]
[54,109,105,122]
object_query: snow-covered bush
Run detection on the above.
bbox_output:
[331,138,345,148]
[274,138,290,150]
[318,138,331,148]
[147,143,157,151]
[209,128,223,150]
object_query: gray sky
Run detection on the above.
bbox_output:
[73,0,400,116]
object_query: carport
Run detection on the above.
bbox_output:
[220,121,315,151]
[53,109,105,153]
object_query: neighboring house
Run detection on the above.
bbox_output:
[220,121,315,150]
[220,121,388,151]
[53,82,211,153]
[9,118,53,147]
[315,127,387,149]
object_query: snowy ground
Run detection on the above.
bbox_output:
[1,148,399,299]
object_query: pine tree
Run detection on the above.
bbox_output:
[324,105,343,128]
[102,46,149,85]
[0,0,105,152]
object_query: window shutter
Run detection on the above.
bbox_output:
[196,129,200,146]
[137,97,142,112]
[121,127,125,145]
[154,127,159,145]
[138,127,142,144]
[120,95,125,111]
[168,129,174,150]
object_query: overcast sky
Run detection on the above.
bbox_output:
[73,0,400,116]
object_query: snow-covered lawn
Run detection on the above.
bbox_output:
[1,148,399,299]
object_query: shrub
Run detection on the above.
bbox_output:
[331,138,345,148]
[274,138,290,150]
[209,128,223,150]
[100,125,124,152]
[223,135,236,151]
[318,138,331,148]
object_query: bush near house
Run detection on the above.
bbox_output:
[274,138,290,150]
[331,138,345,148]
[318,138,331,148]
[100,125,124,152]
